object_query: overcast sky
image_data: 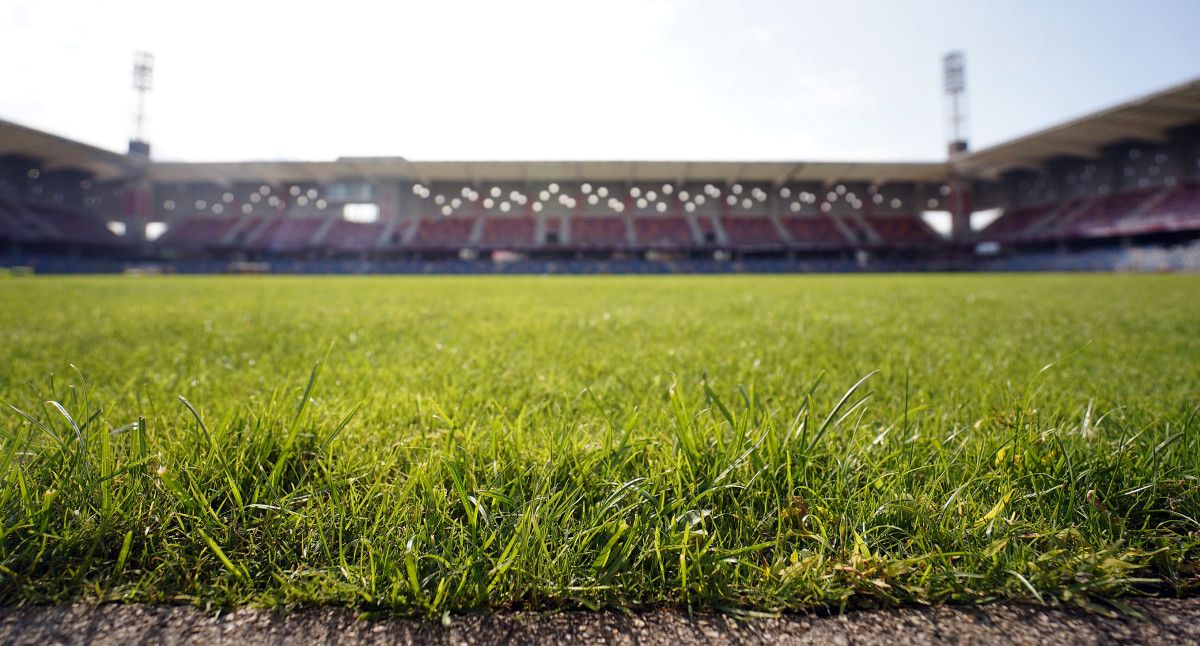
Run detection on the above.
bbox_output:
[2,0,1198,162]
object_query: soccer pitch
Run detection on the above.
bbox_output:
[1,274,1197,614]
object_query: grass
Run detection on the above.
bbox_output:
[0,274,1197,616]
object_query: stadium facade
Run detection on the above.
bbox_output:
[1,78,1199,274]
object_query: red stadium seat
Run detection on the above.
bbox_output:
[481,218,537,249]
[980,204,1056,241]
[634,217,693,249]
[721,216,782,248]
[1059,188,1158,235]
[157,216,241,250]
[863,216,939,246]
[780,215,848,249]
[323,220,385,253]
[254,217,325,253]
[570,217,627,249]
[1136,181,1200,232]
[26,203,124,246]
[411,217,476,249]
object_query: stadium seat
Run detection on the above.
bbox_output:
[323,219,385,254]
[157,216,241,251]
[25,203,125,246]
[979,204,1056,241]
[411,217,476,250]
[570,217,628,249]
[863,215,939,246]
[633,217,693,249]
[252,217,325,253]
[0,198,48,242]
[721,216,782,249]
[481,218,537,250]
[1057,188,1158,236]
[780,215,849,249]
[1133,180,1200,233]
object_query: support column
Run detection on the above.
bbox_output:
[374,182,400,222]
[123,175,154,244]
[948,176,973,242]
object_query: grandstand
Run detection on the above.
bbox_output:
[2,77,1199,273]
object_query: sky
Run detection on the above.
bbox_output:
[2,0,1198,163]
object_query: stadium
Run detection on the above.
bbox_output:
[2,3,1200,642]
[3,72,1200,275]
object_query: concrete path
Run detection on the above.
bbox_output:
[1,598,1198,645]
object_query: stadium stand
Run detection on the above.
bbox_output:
[721,216,783,249]
[978,181,1200,243]
[250,216,325,254]
[633,216,694,249]
[780,215,850,249]
[569,217,628,249]
[321,219,386,254]
[1055,187,1160,237]
[411,216,476,250]
[838,216,874,246]
[863,215,940,247]
[157,216,241,252]
[0,197,44,242]
[1135,180,1200,232]
[25,202,124,246]
[481,217,537,250]
[978,203,1057,241]
[1,77,1199,272]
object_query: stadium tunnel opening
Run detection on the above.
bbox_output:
[920,211,952,238]
[343,203,380,223]
[145,221,167,241]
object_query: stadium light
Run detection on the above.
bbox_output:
[130,50,154,155]
[944,50,969,157]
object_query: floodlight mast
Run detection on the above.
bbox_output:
[125,50,155,243]
[130,51,154,158]
[943,51,967,158]
[943,51,971,242]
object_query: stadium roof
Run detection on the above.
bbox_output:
[956,76,1200,179]
[146,159,951,187]
[0,118,138,180]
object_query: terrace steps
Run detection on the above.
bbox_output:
[1130,185,1176,219]
[220,215,258,245]
[767,212,792,244]
[828,213,863,246]
[1051,195,1101,232]
[309,215,339,246]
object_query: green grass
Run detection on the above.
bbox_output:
[1,274,1197,616]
